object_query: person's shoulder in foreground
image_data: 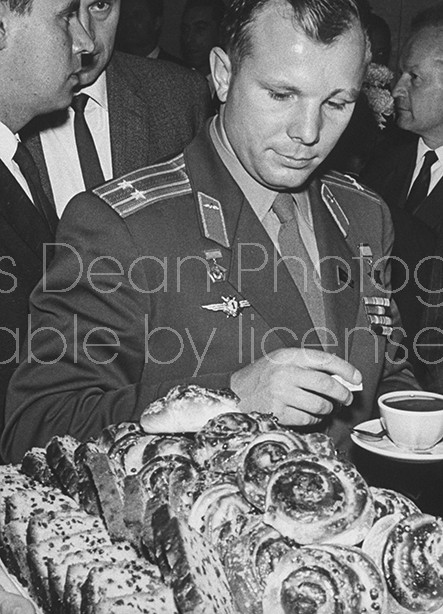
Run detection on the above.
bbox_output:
[0,0,93,450]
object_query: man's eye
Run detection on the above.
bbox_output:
[90,1,110,12]
[326,100,348,111]
[268,90,293,101]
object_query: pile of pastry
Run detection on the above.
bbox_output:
[0,384,442,614]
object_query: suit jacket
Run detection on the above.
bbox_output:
[360,130,440,380]
[1,124,416,464]
[361,131,443,232]
[21,51,213,207]
[157,47,185,66]
[0,161,55,443]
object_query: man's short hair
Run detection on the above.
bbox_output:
[220,0,365,74]
[3,0,33,13]
[411,2,443,33]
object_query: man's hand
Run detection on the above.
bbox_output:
[230,348,362,425]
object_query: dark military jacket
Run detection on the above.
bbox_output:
[1,124,416,463]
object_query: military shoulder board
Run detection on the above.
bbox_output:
[323,170,381,202]
[92,153,192,218]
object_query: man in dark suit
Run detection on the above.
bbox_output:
[115,0,183,63]
[22,0,212,216]
[0,0,93,444]
[181,0,225,100]
[361,4,443,382]
[1,0,417,465]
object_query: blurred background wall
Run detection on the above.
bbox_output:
[371,0,439,71]
[159,0,440,71]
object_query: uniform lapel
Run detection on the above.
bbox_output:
[0,160,54,259]
[107,55,152,178]
[185,126,319,349]
[309,178,360,359]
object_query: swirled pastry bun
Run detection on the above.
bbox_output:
[363,513,443,613]
[192,412,263,467]
[237,431,311,511]
[264,451,374,545]
[140,385,239,433]
[262,546,357,614]
[188,482,255,547]
[262,543,386,614]
[370,487,420,522]
[223,518,297,614]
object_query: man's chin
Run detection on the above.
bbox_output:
[77,65,102,89]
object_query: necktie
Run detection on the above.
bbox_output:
[13,142,57,233]
[404,150,438,214]
[273,192,326,336]
[71,93,105,190]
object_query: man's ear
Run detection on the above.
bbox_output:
[210,46,233,104]
[0,2,9,50]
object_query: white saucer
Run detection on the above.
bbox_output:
[351,419,443,463]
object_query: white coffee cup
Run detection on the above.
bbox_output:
[378,390,443,451]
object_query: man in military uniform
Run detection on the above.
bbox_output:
[1,0,417,464]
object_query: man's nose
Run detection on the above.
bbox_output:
[392,74,408,99]
[287,104,321,146]
[72,15,95,55]
[78,4,97,43]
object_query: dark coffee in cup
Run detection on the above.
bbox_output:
[379,390,443,450]
[384,396,443,412]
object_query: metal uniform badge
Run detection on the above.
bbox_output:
[202,296,251,318]
[204,249,227,284]
[358,243,383,285]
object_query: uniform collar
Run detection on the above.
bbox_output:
[209,113,276,221]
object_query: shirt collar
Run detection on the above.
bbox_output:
[80,70,108,111]
[417,137,443,164]
[209,113,277,221]
[148,45,160,59]
[0,121,20,164]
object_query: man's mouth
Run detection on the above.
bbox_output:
[277,153,316,168]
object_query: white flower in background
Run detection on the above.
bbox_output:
[362,63,395,129]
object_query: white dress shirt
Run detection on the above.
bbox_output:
[0,121,33,202]
[409,138,443,196]
[39,72,113,217]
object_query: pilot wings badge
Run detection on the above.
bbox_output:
[201,296,251,318]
